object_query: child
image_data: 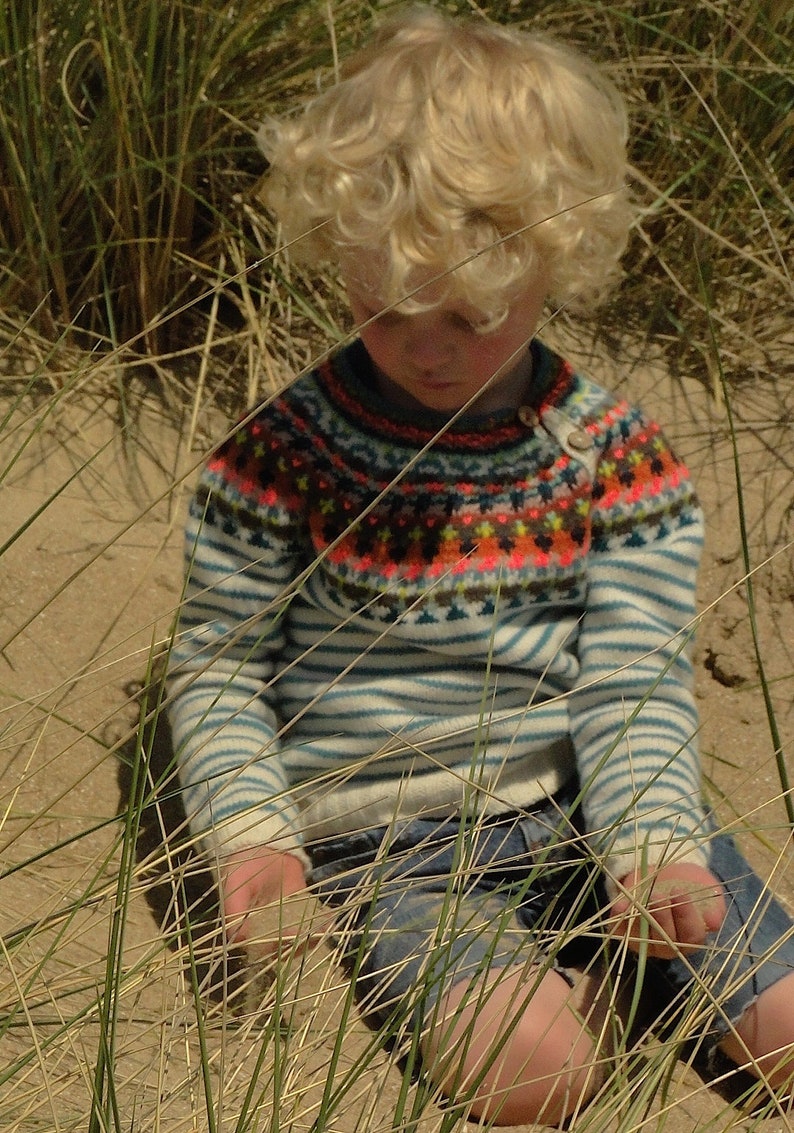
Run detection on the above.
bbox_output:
[166,7,794,1124]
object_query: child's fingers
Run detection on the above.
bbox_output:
[611,865,727,957]
[244,890,333,963]
[631,912,680,959]
[659,876,726,946]
[664,887,709,950]
[611,900,678,959]
[221,850,309,943]
[224,887,255,943]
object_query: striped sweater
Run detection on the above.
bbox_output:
[167,337,709,884]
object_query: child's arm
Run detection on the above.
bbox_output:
[569,400,711,886]
[610,861,727,958]
[167,421,310,870]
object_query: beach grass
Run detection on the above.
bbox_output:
[0,0,792,1129]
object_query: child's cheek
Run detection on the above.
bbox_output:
[473,341,506,376]
[360,326,391,364]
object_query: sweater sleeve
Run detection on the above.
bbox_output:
[166,436,310,868]
[569,406,709,889]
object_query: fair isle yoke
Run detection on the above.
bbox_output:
[167,337,709,885]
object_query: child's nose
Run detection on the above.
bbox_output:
[405,321,455,368]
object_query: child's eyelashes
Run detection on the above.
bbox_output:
[369,307,403,327]
[360,305,486,335]
[450,312,484,334]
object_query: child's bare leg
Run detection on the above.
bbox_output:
[423,964,607,1126]
[720,969,794,1090]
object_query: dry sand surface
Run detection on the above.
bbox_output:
[0,333,792,1132]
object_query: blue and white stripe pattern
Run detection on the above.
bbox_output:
[167,337,709,884]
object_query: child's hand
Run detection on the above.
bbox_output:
[220,846,308,946]
[611,862,727,959]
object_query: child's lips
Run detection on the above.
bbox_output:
[414,370,455,390]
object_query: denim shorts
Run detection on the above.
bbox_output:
[308,786,794,1065]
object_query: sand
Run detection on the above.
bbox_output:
[0,334,791,1131]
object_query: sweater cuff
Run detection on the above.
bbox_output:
[199,809,312,875]
[601,843,711,904]
[594,817,713,903]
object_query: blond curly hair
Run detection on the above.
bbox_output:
[260,5,634,327]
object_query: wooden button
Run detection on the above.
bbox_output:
[566,428,593,452]
[517,405,539,429]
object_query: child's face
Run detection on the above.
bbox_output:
[342,263,549,414]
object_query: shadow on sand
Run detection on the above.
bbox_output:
[115,671,247,1006]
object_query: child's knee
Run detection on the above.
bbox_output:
[423,966,601,1126]
[720,969,794,1090]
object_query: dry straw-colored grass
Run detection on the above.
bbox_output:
[1,1,792,1130]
